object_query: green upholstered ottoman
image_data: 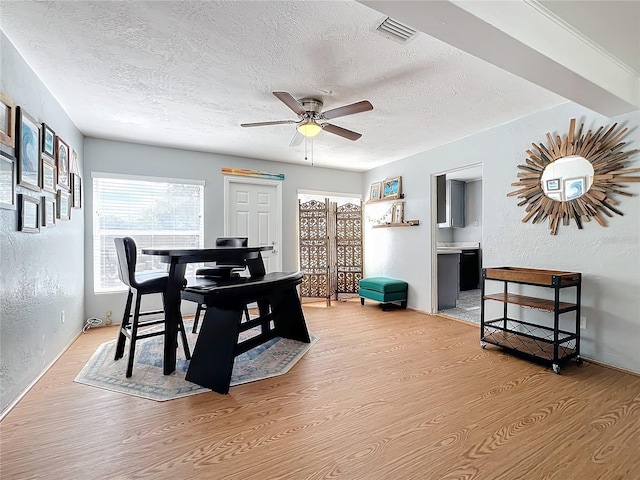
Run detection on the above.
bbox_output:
[359,277,408,310]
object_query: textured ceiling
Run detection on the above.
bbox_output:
[0,1,635,172]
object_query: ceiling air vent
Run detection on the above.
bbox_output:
[375,17,418,44]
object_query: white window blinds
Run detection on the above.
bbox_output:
[93,174,204,293]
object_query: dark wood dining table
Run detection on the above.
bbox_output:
[142,245,273,374]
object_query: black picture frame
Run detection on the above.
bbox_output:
[18,193,40,233]
[41,156,57,194]
[71,173,81,209]
[17,107,42,191]
[42,122,56,158]
[0,150,17,210]
[55,136,70,191]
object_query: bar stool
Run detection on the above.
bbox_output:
[190,236,250,333]
[114,237,191,377]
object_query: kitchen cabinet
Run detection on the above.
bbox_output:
[437,177,465,228]
[437,251,460,309]
[480,266,582,374]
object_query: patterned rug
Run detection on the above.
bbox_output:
[74,321,317,401]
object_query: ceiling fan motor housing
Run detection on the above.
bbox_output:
[298,98,323,118]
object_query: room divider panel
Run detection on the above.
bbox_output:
[298,199,362,304]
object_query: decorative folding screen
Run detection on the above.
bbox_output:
[298,199,362,302]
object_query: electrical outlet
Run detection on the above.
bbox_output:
[60,311,65,323]
[580,316,587,329]
[104,309,113,326]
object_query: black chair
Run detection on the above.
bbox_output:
[190,236,250,333]
[114,237,191,377]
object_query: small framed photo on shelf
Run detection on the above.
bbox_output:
[57,189,71,220]
[71,173,81,208]
[42,123,56,158]
[369,181,381,201]
[0,150,17,210]
[382,176,402,199]
[391,201,404,224]
[16,106,42,192]
[545,178,561,191]
[41,196,56,227]
[564,177,585,201]
[0,91,17,148]
[18,194,40,233]
[56,136,71,191]
[41,155,57,193]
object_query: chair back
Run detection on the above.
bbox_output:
[215,237,248,267]
[114,237,138,288]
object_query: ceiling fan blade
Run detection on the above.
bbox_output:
[273,92,307,116]
[289,130,304,147]
[322,123,362,141]
[322,100,373,120]
[241,120,297,127]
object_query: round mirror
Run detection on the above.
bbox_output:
[540,155,594,201]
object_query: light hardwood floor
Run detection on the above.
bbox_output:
[2,301,639,479]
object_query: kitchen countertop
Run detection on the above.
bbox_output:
[437,242,480,251]
[437,249,462,254]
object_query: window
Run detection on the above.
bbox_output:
[93,173,204,293]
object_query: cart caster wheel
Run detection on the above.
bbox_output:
[480,341,486,349]
[552,364,561,374]
[576,356,583,365]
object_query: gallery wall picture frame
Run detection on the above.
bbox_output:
[42,123,56,158]
[369,181,381,201]
[391,201,405,224]
[545,178,561,191]
[382,176,402,199]
[16,106,42,191]
[18,194,40,233]
[55,136,70,191]
[42,196,56,227]
[564,177,585,201]
[57,189,71,220]
[0,91,17,148]
[71,173,82,208]
[41,155,57,194]
[0,150,17,210]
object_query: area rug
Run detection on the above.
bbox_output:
[74,322,317,401]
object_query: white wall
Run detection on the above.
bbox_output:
[83,138,364,322]
[0,33,85,414]
[364,102,640,373]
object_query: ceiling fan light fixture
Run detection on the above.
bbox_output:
[297,120,322,137]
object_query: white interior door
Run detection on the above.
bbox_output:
[224,177,282,273]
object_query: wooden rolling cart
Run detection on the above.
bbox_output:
[480,267,582,374]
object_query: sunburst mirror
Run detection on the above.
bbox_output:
[508,118,639,235]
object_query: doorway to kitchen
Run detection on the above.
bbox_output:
[433,164,483,324]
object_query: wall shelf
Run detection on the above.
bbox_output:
[372,220,420,228]
[365,194,404,205]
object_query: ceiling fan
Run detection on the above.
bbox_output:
[241,92,373,147]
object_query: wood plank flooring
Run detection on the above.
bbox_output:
[1,301,639,479]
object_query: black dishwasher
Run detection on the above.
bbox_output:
[459,249,480,291]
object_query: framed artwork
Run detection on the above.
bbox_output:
[369,181,381,201]
[57,189,71,220]
[56,136,70,191]
[0,150,17,210]
[42,196,56,227]
[391,201,405,224]
[547,192,562,201]
[42,123,56,158]
[564,177,585,201]
[18,194,40,233]
[71,173,81,208]
[545,178,560,191]
[41,155,57,193]
[382,176,402,199]
[0,91,16,148]
[16,106,42,191]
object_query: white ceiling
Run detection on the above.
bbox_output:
[1,1,638,172]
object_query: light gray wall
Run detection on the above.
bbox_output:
[83,138,363,321]
[1,33,85,414]
[364,101,640,372]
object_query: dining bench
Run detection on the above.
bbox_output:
[181,271,310,393]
